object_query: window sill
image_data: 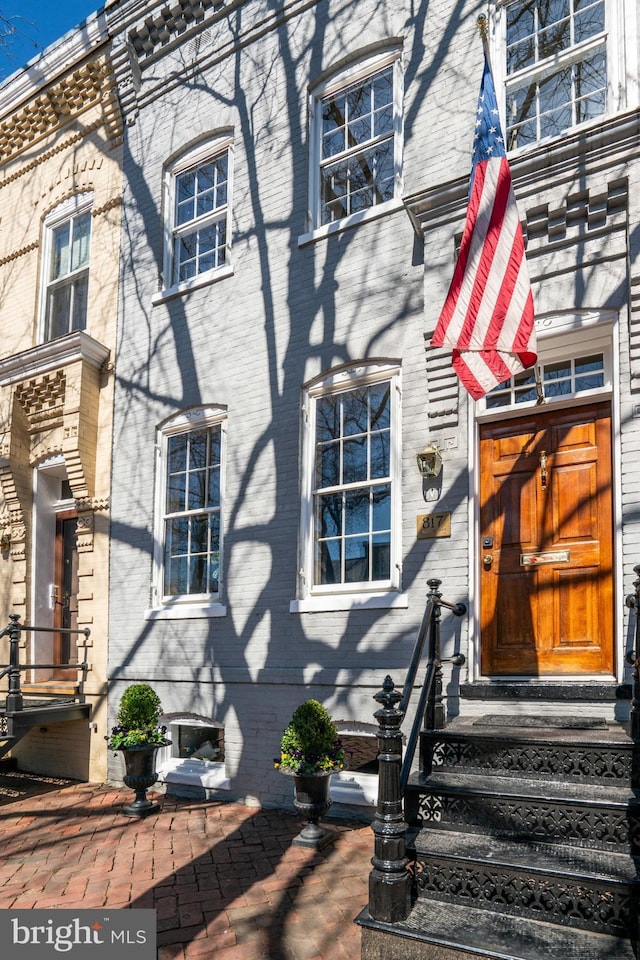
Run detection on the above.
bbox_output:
[152,263,233,305]
[330,770,377,807]
[144,602,227,621]
[289,592,408,613]
[297,198,403,247]
[157,758,230,791]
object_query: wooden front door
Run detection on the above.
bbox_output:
[480,401,613,676]
[53,511,78,678]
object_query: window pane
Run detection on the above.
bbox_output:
[50,223,70,280]
[345,536,369,583]
[71,275,89,331]
[71,213,91,270]
[168,435,187,473]
[343,436,368,484]
[344,490,370,536]
[46,284,71,340]
[317,493,342,538]
[370,432,390,479]
[316,441,340,488]
[371,532,391,580]
[317,539,341,585]
[316,396,340,443]
[372,485,391,531]
[207,466,221,508]
[188,470,206,510]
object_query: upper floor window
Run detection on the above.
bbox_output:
[154,407,226,608]
[41,194,92,342]
[164,135,233,293]
[309,49,403,231]
[298,362,401,599]
[504,0,607,148]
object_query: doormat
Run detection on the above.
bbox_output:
[472,715,607,730]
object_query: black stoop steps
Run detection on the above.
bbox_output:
[358,717,640,960]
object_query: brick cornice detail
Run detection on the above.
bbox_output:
[0,58,122,163]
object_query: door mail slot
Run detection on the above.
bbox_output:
[520,550,570,566]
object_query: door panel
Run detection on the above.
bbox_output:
[480,401,613,676]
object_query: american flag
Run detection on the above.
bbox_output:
[430,56,536,400]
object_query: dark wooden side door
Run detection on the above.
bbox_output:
[480,401,613,676]
[53,511,78,678]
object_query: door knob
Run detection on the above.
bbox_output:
[483,554,493,567]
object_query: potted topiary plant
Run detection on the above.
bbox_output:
[275,699,345,848]
[107,683,171,817]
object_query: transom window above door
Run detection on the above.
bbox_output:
[503,0,607,149]
[485,352,606,409]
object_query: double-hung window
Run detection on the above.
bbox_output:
[296,362,402,607]
[308,49,403,231]
[41,194,92,341]
[503,0,608,149]
[154,408,226,611]
[164,136,233,292]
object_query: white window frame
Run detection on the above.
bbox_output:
[39,193,93,343]
[158,135,234,302]
[301,47,404,245]
[491,0,628,149]
[147,406,227,621]
[291,361,405,614]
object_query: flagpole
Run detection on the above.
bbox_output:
[476,11,545,405]
[476,14,491,69]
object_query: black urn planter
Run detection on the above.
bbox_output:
[289,771,334,849]
[119,740,170,818]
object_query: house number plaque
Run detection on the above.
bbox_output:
[417,512,451,539]
[520,550,570,566]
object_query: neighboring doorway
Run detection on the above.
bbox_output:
[53,510,78,677]
[479,400,613,677]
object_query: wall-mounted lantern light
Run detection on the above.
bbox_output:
[416,443,443,479]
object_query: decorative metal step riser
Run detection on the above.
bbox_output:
[423,737,634,784]
[410,857,637,938]
[412,793,640,850]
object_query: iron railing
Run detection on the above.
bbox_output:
[625,564,640,741]
[399,578,466,790]
[0,613,90,713]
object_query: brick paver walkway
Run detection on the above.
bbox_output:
[0,771,372,960]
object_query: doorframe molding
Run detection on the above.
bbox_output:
[467,309,623,684]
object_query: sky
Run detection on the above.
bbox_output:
[0,1,102,80]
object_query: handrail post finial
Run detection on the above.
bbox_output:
[368,675,410,923]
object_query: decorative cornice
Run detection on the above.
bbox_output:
[128,0,223,60]
[0,331,110,387]
[404,109,640,235]
[0,60,111,164]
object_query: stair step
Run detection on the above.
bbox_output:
[407,772,639,848]
[358,898,638,960]
[408,829,638,936]
[423,721,635,784]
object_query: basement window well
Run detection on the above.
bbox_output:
[156,715,229,792]
[330,725,379,807]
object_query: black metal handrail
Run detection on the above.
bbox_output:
[625,564,640,741]
[0,614,90,713]
[399,578,466,792]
